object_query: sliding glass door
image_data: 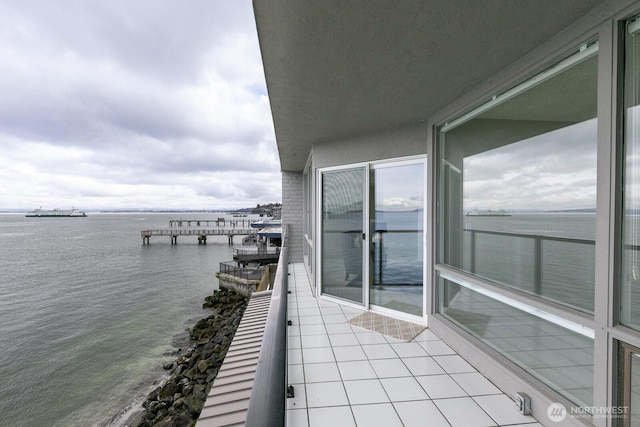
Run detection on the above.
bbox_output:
[370,162,424,315]
[320,167,366,305]
[319,159,425,316]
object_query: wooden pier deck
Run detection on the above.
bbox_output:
[141,228,254,245]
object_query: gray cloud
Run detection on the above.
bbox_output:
[464,119,597,211]
[0,1,279,210]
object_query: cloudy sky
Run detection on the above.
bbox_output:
[0,1,280,211]
[464,119,597,211]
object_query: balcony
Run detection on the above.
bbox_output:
[284,263,541,426]
[198,243,541,426]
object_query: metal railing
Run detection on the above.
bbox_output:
[245,225,288,427]
[465,228,595,295]
[234,247,281,256]
[218,261,266,281]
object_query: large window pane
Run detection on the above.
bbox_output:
[439,44,598,313]
[440,274,594,407]
[321,168,365,304]
[621,18,640,330]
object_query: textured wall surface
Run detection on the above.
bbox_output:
[281,171,303,262]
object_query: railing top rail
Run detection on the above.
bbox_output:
[219,261,265,269]
[464,227,595,245]
[245,225,288,427]
[234,248,281,254]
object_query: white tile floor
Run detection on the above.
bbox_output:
[286,263,543,427]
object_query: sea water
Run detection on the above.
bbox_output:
[0,211,600,426]
[462,213,597,312]
[0,213,256,427]
[373,211,598,311]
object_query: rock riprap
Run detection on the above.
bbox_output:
[132,288,248,427]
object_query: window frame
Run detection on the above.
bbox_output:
[435,40,601,323]
[431,33,613,414]
[315,155,428,320]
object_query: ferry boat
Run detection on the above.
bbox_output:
[26,207,88,218]
[465,208,511,217]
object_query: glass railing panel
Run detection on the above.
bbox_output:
[541,239,595,312]
[461,228,595,314]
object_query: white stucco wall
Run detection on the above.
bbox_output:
[312,123,427,169]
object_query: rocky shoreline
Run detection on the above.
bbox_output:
[129,288,248,427]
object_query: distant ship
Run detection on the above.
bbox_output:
[465,208,511,217]
[26,207,88,218]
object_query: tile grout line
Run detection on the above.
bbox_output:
[287,263,538,427]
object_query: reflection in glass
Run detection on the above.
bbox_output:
[632,353,640,426]
[618,343,640,426]
[370,163,424,316]
[321,168,364,304]
[439,47,598,313]
[621,20,640,330]
[439,275,594,407]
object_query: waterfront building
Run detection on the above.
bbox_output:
[252,1,640,425]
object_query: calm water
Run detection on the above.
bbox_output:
[0,211,603,426]
[463,212,596,240]
[0,213,256,427]
[462,213,597,312]
[373,210,424,285]
[343,211,598,288]
[375,211,599,312]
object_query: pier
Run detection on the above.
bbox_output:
[141,227,254,245]
[141,217,259,245]
[167,218,252,228]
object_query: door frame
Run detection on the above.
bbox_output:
[316,162,370,308]
[316,155,428,320]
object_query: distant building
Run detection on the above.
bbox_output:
[254,1,640,424]
[251,204,281,218]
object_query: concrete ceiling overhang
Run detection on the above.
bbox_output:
[253,0,604,171]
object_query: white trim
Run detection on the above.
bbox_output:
[363,164,370,308]
[370,304,427,326]
[316,164,368,307]
[628,16,640,35]
[440,272,595,339]
[368,154,427,169]
[441,41,599,133]
[316,156,428,319]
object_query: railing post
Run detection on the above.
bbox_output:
[534,236,542,295]
[470,230,476,273]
